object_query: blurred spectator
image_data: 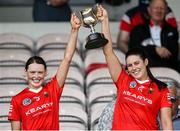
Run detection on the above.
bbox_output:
[128,0,180,73]
[167,85,179,119]
[97,98,116,130]
[33,0,71,22]
[117,0,177,53]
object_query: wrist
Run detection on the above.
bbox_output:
[102,17,109,24]
[71,28,79,33]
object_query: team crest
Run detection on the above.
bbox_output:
[23,98,31,106]
[148,87,154,94]
[130,81,137,88]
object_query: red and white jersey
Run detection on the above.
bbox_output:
[112,70,172,130]
[8,76,63,130]
[120,6,177,33]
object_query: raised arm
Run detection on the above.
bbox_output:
[56,14,81,87]
[97,5,122,82]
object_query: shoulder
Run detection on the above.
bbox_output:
[11,87,29,106]
[12,87,28,99]
[125,6,140,18]
[131,22,148,33]
[163,22,178,35]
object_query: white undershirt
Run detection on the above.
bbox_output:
[150,25,162,47]
[28,86,43,93]
[136,79,150,84]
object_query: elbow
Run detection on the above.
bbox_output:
[161,119,173,130]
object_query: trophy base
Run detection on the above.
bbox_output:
[85,33,108,49]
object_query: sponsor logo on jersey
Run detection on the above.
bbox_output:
[129,81,137,88]
[23,98,32,106]
[123,90,152,104]
[25,102,53,116]
[138,86,145,92]
[33,96,40,101]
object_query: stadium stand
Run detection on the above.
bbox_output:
[84,49,125,75]
[0,33,35,54]
[150,67,180,87]
[60,104,88,130]
[36,33,82,54]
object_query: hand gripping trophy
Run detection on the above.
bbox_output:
[75,5,108,49]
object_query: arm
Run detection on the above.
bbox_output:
[160,107,173,130]
[117,30,129,53]
[56,14,81,87]
[11,121,21,130]
[166,6,177,28]
[156,26,179,59]
[97,5,122,82]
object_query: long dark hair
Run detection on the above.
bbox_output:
[25,56,47,71]
[125,47,167,90]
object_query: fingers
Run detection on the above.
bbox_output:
[72,13,81,25]
[70,13,81,30]
[158,47,172,58]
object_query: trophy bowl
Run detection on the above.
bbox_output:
[76,6,108,49]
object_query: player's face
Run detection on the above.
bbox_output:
[148,0,166,23]
[25,63,47,89]
[126,55,148,81]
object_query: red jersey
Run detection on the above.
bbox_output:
[120,6,177,32]
[8,76,63,130]
[112,70,172,130]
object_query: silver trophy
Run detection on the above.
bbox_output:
[75,5,108,49]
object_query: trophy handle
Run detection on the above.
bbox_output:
[92,4,98,16]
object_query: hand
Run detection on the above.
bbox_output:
[71,14,81,30]
[47,0,67,7]
[155,47,172,58]
[96,4,108,21]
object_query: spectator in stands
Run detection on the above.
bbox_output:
[97,5,173,130]
[33,0,71,21]
[97,98,115,130]
[128,0,180,73]
[8,14,81,130]
[117,0,177,53]
[168,85,179,119]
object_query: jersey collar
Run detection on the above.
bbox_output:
[28,86,43,93]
